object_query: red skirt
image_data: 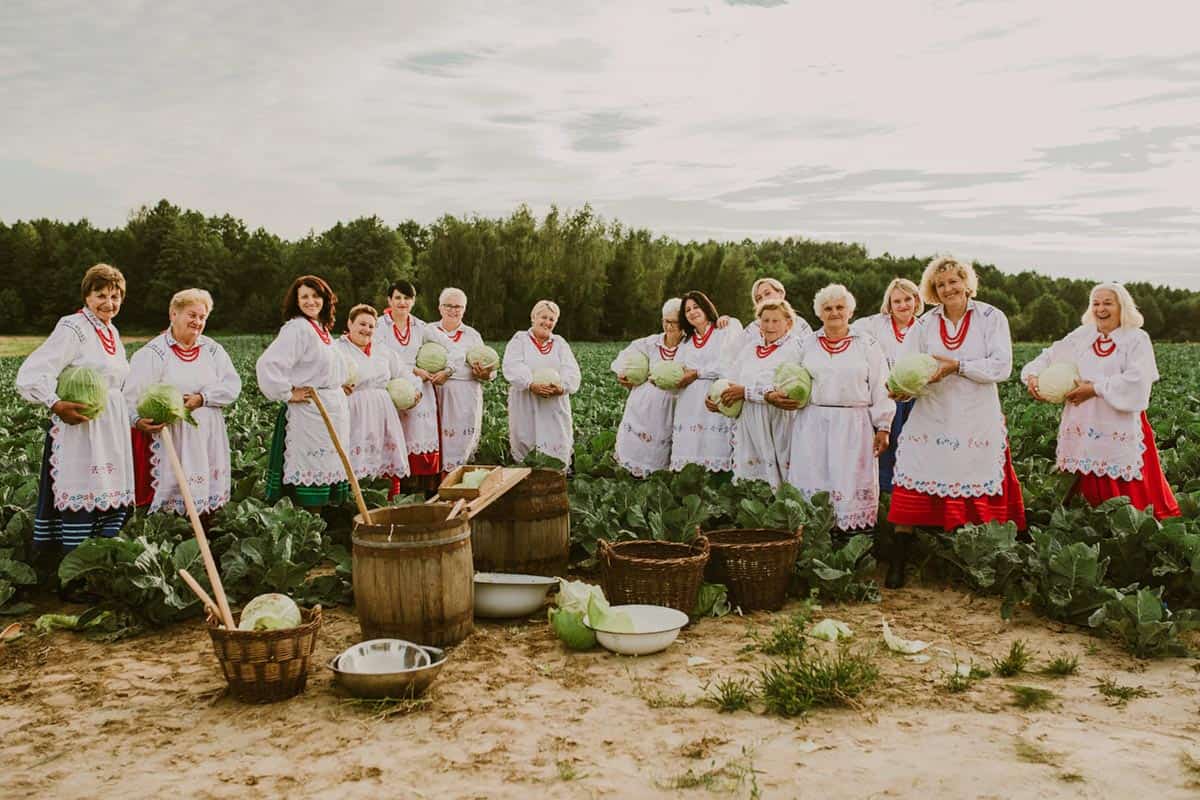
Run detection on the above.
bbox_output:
[131,428,155,508]
[888,444,1027,531]
[1072,412,1180,520]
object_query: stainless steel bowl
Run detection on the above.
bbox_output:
[329,640,448,699]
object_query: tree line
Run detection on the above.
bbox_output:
[1,199,1197,342]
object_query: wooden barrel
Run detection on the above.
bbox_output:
[470,469,569,576]
[352,504,474,647]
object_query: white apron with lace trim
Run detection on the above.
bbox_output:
[336,337,410,480]
[612,333,680,477]
[373,313,442,455]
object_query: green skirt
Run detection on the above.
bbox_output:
[265,404,349,507]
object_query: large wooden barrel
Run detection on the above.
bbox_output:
[352,504,474,647]
[470,469,570,576]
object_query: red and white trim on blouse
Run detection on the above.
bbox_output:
[1093,334,1116,358]
[438,325,464,343]
[530,333,554,355]
[306,317,331,345]
[691,324,715,349]
[392,316,412,346]
[79,309,117,356]
[818,334,852,355]
[891,316,910,343]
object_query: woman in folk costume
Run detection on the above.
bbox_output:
[670,291,744,472]
[126,289,241,520]
[17,264,136,553]
[503,300,581,465]
[720,278,813,356]
[334,304,411,483]
[1021,283,1179,519]
[851,277,924,493]
[372,280,449,493]
[433,288,496,472]
[887,257,1026,588]
[787,285,894,529]
[611,298,685,476]
[715,299,805,489]
[256,275,352,509]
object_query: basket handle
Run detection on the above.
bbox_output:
[597,538,611,567]
[793,525,805,541]
[693,534,710,555]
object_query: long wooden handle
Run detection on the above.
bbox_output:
[160,427,237,630]
[446,498,466,520]
[308,389,372,524]
[178,568,219,618]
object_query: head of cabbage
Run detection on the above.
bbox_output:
[56,366,107,420]
[137,383,198,427]
[532,367,562,388]
[238,593,302,631]
[621,351,650,386]
[774,363,813,406]
[386,378,418,411]
[887,353,939,398]
[1036,361,1080,403]
[547,579,604,650]
[416,341,448,373]
[466,344,500,371]
[707,378,743,418]
[650,361,686,391]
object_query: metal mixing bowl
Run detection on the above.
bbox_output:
[329,640,447,699]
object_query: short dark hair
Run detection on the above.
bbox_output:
[387,280,417,300]
[81,263,126,302]
[282,275,337,330]
[678,291,719,338]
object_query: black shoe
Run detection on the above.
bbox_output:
[885,535,910,590]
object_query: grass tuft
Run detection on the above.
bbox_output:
[1093,677,1156,707]
[992,640,1034,677]
[943,660,991,694]
[705,676,757,713]
[1014,737,1061,766]
[1009,685,1056,710]
[1039,653,1080,677]
[758,648,879,717]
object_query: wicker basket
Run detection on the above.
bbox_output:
[704,528,803,611]
[206,606,322,704]
[598,537,710,614]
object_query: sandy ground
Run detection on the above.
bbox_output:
[2,582,1199,800]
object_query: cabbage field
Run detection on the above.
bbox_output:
[3,336,1200,798]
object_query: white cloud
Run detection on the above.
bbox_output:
[0,0,1197,289]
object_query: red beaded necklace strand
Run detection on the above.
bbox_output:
[939,309,972,351]
[306,317,331,345]
[1093,333,1116,357]
[79,310,117,356]
[530,332,554,355]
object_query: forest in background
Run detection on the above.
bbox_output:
[2,199,1197,341]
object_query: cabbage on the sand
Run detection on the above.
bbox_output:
[707,379,743,418]
[774,363,813,406]
[547,579,604,650]
[466,344,500,371]
[532,367,562,388]
[136,383,197,427]
[886,353,939,398]
[385,378,418,411]
[620,351,650,386]
[238,593,302,631]
[1035,361,1080,404]
[650,362,686,390]
[415,341,448,373]
[56,366,107,419]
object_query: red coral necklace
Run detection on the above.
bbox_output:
[79,310,117,356]
[939,309,972,351]
[819,333,852,355]
[392,316,412,346]
[691,324,715,349]
[530,332,554,355]
[891,316,910,343]
[1093,334,1116,358]
[306,317,331,345]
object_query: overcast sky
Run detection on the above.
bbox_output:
[3,1,1198,289]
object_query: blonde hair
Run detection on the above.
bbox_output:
[812,283,856,317]
[880,278,923,317]
[169,288,213,314]
[1082,283,1144,330]
[751,278,785,302]
[530,299,560,322]
[661,297,682,319]
[920,256,978,305]
[81,263,126,301]
[347,303,378,322]
[439,287,467,306]
[755,298,796,325]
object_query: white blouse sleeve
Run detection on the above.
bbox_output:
[716,321,746,377]
[793,316,814,339]
[256,323,302,402]
[610,336,645,375]
[201,342,242,408]
[866,338,896,431]
[959,308,1013,384]
[1095,331,1157,413]
[123,344,166,424]
[502,332,533,390]
[1019,327,1081,383]
[16,319,83,409]
[558,339,582,395]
